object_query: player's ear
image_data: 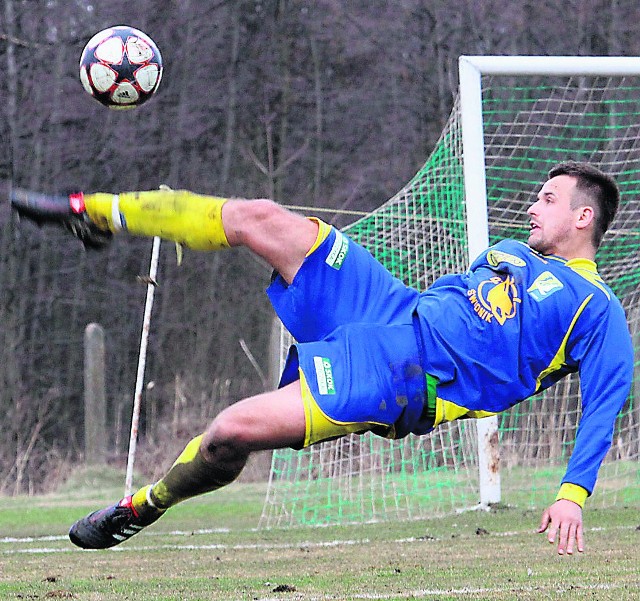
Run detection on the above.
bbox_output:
[575,205,595,230]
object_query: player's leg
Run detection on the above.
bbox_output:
[10,188,317,284]
[268,221,420,343]
[141,381,307,509]
[10,188,234,250]
[68,312,430,551]
[222,199,318,284]
[69,381,306,549]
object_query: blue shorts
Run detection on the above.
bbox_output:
[267,226,434,443]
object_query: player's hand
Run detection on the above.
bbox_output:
[537,499,584,555]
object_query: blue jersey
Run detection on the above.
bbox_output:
[270,225,633,499]
[415,239,633,494]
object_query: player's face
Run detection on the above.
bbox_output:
[527,175,580,257]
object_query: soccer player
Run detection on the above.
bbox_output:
[11,161,633,556]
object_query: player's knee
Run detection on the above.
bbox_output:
[202,409,253,457]
[247,198,282,218]
[229,198,284,245]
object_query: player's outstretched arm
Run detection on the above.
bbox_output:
[537,499,584,555]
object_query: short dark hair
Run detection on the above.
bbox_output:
[547,161,620,248]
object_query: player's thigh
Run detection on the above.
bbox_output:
[209,381,306,451]
[267,227,419,342]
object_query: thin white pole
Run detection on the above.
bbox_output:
[125,236,162,496]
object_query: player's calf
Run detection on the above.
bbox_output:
[82,189,230,250]
[11,187,230,251]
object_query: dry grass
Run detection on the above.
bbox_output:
[1,472,639,600]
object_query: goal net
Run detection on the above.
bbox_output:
[259,56,640,528]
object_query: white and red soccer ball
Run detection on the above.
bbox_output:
[79,25,163,109]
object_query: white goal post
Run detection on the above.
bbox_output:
[260,55,640,528]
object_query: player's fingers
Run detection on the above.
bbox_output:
[565,523,577,555]
[537,509,551,533]
[556,521,570,555]
[576,522,585,553]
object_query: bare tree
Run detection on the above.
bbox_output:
[2,0,639,491]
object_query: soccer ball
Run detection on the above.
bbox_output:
[79,26,163,110]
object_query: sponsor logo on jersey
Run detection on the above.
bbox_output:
[486,250,526,268]
[527,271,564,301]
[313,356,336,395]
[467,275,521,325]
[326,231,349,270]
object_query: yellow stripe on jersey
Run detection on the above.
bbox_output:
[566,258,611,300]
[534,294,593,393]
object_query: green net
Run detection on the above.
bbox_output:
[260,73,640,528]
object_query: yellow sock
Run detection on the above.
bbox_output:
[131,484,158,515]
[132,435,240,512]
[83,189,230,250]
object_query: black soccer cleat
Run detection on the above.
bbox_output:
[10,188,112,249]
[68,495,162,549]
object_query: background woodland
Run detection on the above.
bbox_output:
[1,0,639,493]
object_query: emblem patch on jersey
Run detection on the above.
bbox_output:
[325,231,349,270]
[486,250,526,268]
[467,275,521,325]
[313,356,336,395]
[527,271,564,302]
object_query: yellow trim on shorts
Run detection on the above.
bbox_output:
[433,398,496,427]
[299,369,388,447]
[305,218,332,257]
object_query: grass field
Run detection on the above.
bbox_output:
[1,469,639,600]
